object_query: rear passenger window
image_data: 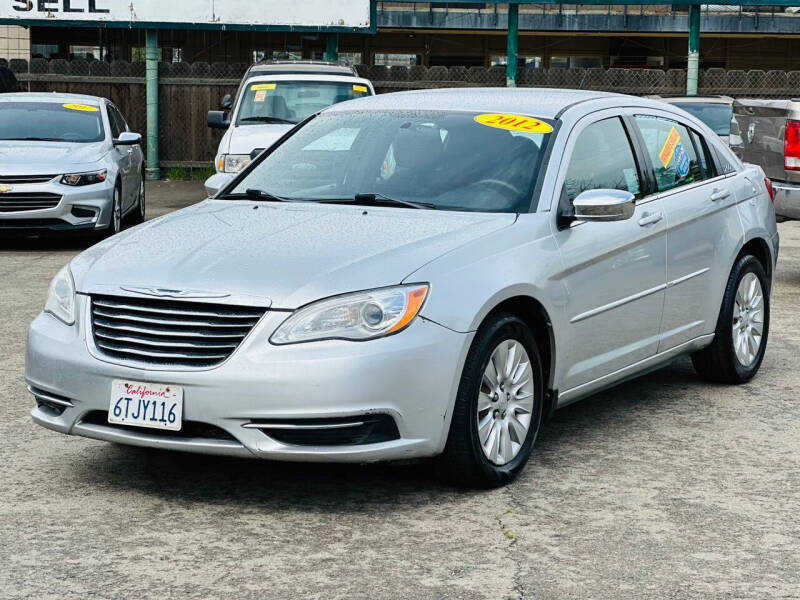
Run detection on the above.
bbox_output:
[688,130,716,179]
[634,115,710,192]
[564,117,641,202]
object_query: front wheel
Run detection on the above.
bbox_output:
[99,182,123,239]
[692,254,770,383]
[437,313,543,488]
[128,178,146,225]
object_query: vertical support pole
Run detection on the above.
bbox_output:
[506,3,519,87]
[325,33,339,62]
[687,3,700,96]
[145,29,160,180]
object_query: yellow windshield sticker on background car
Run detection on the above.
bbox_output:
[353,84,368,93]
[62,103,98,112]
[251,83,276,91]
[474,113,553,134]
[658,126,681,167]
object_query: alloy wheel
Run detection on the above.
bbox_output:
[477,339,535,465]
[732,272,764,367]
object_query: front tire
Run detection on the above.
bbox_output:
[437,313,543,488]
[692,254,770,383]
[100,182,123,239]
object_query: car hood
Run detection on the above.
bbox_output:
[225,124,293,155]
[72,200,517,309]
[0,140,106,174]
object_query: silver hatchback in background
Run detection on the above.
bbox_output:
[0,92,144,236]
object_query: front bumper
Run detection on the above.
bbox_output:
[26,295,472,462]
[0,176,115,232]
[772,181,800,220]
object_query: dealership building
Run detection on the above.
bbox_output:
[3,3,800,71]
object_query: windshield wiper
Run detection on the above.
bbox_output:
[239,116,297,125]
[310,193,437,210]
[222,189,296,203]
[4,137,66,142]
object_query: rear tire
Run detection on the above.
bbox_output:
[128,178,145,226]
[691,254,770,383]
[437,312,543,488]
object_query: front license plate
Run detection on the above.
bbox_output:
[108,380,183,431]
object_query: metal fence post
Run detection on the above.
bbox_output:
[687,4,700,96]
[506,3,519,87]
[325,34,339,62]
[145,29,161,180]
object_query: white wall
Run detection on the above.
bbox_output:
[0,25,29,61]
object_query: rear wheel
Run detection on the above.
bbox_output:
[437,313,543,488]
[128,178,145,225]
[692,254,770,383]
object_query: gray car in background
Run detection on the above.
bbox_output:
[0,92,144,235]
[26,88,777,487]
[650,95,734,145]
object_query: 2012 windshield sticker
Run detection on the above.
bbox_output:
[251,83,276,91]
[62,103,98,112]
[474,113,553,134]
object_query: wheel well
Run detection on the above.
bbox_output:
[485,295,556,412]
[740,237,772,280]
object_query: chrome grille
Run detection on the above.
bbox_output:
[0,192,61,212]
[0,174,58,184]
[90,295,267,368]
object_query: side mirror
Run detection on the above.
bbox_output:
[208,110,230,130]
[220,94,233,111]
[573,189,635,222]
[113,132,141,146]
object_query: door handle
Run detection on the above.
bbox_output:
[710,188,731,201]
[638,211,663,227]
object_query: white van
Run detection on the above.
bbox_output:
[205,61,374,196]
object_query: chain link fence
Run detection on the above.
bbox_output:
[2,58,798,166]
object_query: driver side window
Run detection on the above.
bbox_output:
[564,117,641,202]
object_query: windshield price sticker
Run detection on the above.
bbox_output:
[353,84,368,93]
[474,113,553,134]
[251,83,276,91]
[62,103,99,112]
[253,90,267,103]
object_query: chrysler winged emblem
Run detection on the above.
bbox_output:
[120,286,230,299]
[0,185,13,193]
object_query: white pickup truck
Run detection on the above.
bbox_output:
[205,60,374,197]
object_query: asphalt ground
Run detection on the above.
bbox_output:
[0,182,798,599]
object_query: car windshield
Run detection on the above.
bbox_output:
[673,102,733,136]
[231,110,553,213]
[0,101,104,143]
[236,80,372,125]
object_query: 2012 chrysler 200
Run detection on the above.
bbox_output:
[26,88,778,487]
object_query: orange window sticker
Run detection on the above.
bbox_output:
[251,83,276,91]
[62,103,98,112]
[253,90,267,103]
[474,113,553,134]
[658,126,681,168]
[353,84,368,93]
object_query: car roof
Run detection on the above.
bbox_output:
[652,95,733,105]
[248,60,357,77]
[323,87,620,120]
[0,91,104,105]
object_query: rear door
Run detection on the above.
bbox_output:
[631,112,743,350]
[551,113,667,391]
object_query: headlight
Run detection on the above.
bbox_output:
[270,284,429,345]
[61,169,107,186]
[44,265,76,325]
[218,154,252,174]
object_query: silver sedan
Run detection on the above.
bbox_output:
[25,88,778,487]
[0,92,144,236]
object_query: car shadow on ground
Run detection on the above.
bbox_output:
[0,234,96,253]
[67,357,711,508]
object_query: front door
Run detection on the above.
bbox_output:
[551,115,668,392]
